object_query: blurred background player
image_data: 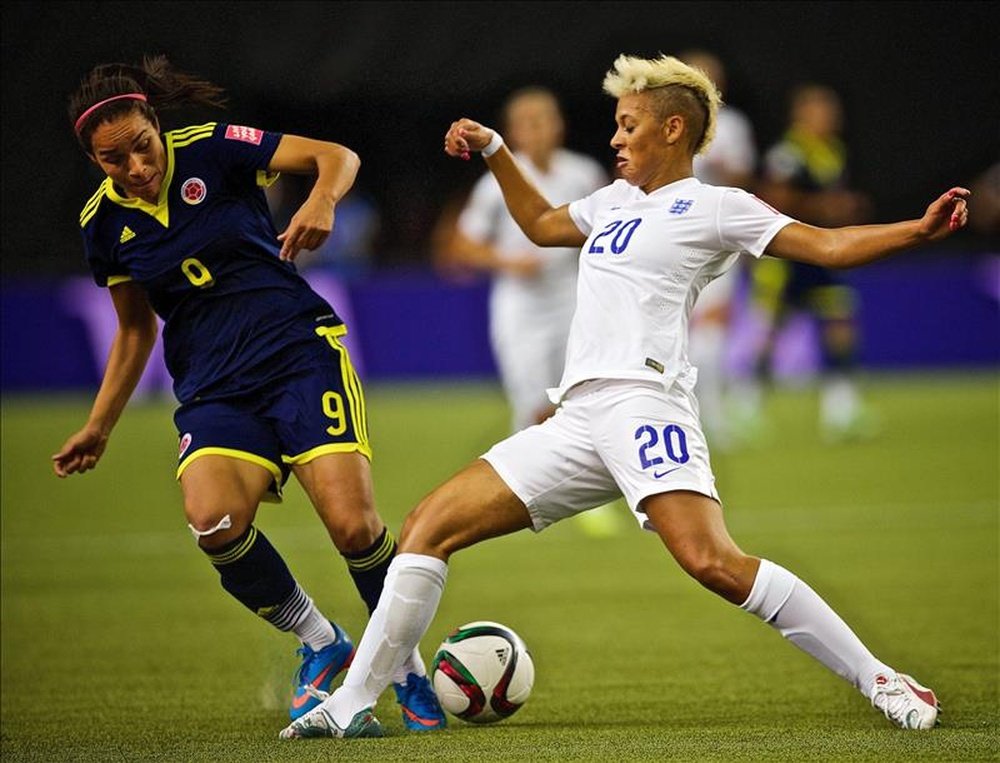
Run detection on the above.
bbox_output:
[435,86,622,536]
[678,50,758,449]
[739,83,876,442]
[437,86,607,431]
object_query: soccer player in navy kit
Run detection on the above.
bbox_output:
[53,56,445,730]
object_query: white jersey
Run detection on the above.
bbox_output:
[557,177,795,402]
[458,148,607,327]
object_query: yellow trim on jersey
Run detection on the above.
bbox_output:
[78,123,216,229]
[104,138,177,227]
[257,170,280,188]
[176,447,283,484]
[281,441,373,465]
[170,123,216,149]
[169,122,216,140]
[106,275,133,287]
[79,183,108,227]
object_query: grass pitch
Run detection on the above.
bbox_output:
[2,373,997,761]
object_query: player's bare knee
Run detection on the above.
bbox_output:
[323,515,380,554]
[679,549,749,599]
[189,514,251,551]
[399,497,459,558]
[184,498,251,547]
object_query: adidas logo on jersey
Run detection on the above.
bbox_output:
[119,226,136,243]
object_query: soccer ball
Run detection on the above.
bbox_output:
[431,621,535,724]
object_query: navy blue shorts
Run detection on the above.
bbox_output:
[174,324,370,501]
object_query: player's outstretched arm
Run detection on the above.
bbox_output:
[444,118,587,248]
[765,187,970,268]
[52,283,158,478]
[269,135,361,261]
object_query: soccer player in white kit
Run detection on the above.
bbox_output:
[444,87,607,431]
[281,54,969,739]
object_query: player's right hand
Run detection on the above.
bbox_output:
[444,119,494,160]
[52,426,108,477]
[919,187,971,240]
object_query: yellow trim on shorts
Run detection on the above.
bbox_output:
[314,324,371,453]
[107,274,133,287]
[282,442,373,465]
[177,447,283,484]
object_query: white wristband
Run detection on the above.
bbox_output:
[481,131,504,158]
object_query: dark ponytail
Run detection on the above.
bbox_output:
[68,55,227,151]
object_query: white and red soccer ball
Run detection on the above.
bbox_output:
[431,621,535,724]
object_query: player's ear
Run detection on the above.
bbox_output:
[663,114,685,147]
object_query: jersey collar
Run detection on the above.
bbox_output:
[639,175,699,198]
[103,134,178,227]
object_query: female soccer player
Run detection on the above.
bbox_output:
[281,54,968,739]
[53,56,444,730]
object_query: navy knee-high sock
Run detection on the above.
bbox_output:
[203,525,310,631]
[341,527,396,614]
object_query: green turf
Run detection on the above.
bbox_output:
[2,373,997,761]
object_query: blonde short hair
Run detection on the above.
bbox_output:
[602,54,721,155]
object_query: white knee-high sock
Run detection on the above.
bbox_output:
[332,553,447,725]
[741,559,891,697]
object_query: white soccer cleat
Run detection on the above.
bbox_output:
[870,672,940,730]
[279,703,383,739]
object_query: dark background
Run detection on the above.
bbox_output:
[3,0,998,276]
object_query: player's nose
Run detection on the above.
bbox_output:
[127,153,145,176]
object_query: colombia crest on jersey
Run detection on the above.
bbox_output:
[79,122,342,403]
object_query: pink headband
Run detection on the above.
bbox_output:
[74,93,148,134]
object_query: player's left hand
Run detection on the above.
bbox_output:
[278,195,335,261]
[919,187,971,241]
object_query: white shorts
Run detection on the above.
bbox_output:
[481,378,720,532]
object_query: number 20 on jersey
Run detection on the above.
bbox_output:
[588,218,641,255]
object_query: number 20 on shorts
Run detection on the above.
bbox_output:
[635,424,689,471]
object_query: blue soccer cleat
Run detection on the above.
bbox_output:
[393,672,447,731]
[289,622,355,720]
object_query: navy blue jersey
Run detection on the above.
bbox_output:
[79,122,342,403]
